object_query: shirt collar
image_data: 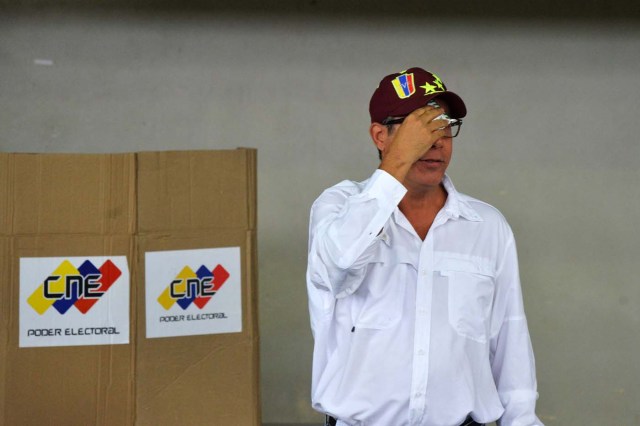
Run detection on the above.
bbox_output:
[441,174,483,222]
[391,174,483,225]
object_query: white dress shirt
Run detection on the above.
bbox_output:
[307,170,543,426]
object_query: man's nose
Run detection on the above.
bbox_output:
[431,136,444,148]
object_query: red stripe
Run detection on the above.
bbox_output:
[407,75,415,94]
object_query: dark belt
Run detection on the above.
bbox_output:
[325,414,484,426]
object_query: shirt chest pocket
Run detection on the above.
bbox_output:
[352,249,413,330]
[439,256,495,343]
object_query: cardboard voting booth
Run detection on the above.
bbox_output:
[0,149,260,425]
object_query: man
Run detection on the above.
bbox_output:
[306,67,543,426]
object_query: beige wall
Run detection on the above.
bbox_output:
[1,11,639,425]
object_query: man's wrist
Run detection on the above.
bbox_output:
[379,155,411,186]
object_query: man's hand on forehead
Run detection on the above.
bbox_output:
[408,103,450,130]
[378,103,449,183]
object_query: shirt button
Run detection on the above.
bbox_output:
[418,350,426,356]
[415,392,423,398]
[421,269,428,276]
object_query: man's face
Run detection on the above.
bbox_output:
[384,98,453,192]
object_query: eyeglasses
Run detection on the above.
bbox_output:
[381,116,463,138]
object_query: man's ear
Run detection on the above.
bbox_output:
[369,122,389,153]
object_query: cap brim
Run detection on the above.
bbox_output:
[430,91,467,119]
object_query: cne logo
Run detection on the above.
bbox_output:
[391,73,416,99]
[157,264,229,311]
[27,259,122,315]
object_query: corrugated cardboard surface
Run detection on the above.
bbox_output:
[135,230,259,426]
[137,150,256,233]
[2,153,136,235]
[4,235,136,426]
[0,149,259,426]
[0,237,9,422]
[135,150,259,426]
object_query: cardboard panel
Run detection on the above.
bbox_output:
[135,229,259,426]
[0,154,10,235]
[0,237,9,420]
[9,153,135,235]
[136,338,257,426]
[3,235,134,426]
[137,149,256,233]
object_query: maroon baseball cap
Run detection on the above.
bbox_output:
[369,67,467,123]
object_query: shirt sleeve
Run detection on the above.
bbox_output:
[490,237,545,426]
[307,169,407,299]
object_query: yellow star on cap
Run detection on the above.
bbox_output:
[420,82,438,95]
[433,74,445,91]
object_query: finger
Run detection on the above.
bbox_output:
[428,118,450,131]
[425,104,442,114]
[421,109,447,125]
[398,111,439,131]
[427,128,447,143]
[410,104,442,118]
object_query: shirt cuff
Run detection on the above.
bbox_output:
[363,169,407,208]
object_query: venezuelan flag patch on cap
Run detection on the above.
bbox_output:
[391,73,415,99]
